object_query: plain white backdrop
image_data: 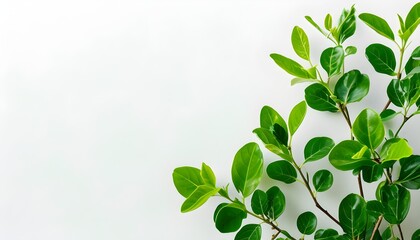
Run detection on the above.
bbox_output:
[0,0,419,239]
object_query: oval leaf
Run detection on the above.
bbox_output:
[315,229,339,239]
[339,194,367,237]
[405,2,420,29]
[381,184,410,224]
[334,70,370,104]
[297,211,317,235]
[387,79,405,107]
[304,137,335,163]
[214,203,247,233]
[265,186,286,220]
[232,142,264,198]
[305,83,338,112]
[380,138,413,162]
[397,155,420,189]
[267,160,297,184]
[313,169,333,192]
[235,224,262,240]
[365,43,396,76]
[321,46,345,76]
[181,185,220,213]
[201,163,216,187]
[353,108,385,149]
[329,140,373,171]
[260,106,288,134]
[361,164,383,183]
[288,100,307,136]
[292,26,310,60]
[173,166,204,198]
[405,46,420,75]
[359,13,395,40]
[251,190,268,215]
[270,53,311,78]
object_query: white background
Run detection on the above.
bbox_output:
[0,0,419,239]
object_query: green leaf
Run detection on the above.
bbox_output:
[345,46,357,56]
[359,13,395,40]
[253,128,281,147]
[315,229,339,239]
[325,14,332,30]
[380,138,413,162]
[353,108,385,149]
[387,79,406,107]
[305,83,338,112]
[361,164,383,183]
[273,123,288,146]
[321,46,345,76]
[265,144,293,162]
[297,211,317,235]
[381,184,410,224]
[305,16,326,35]
[201,163,216,187]
[397,155,420,189]
[251,190,268,215]
[405,2,420,38]
[260,106,288,134]
[366,200,384,219]
[267,160,297,184]
[173,166,204,198]
[265,186,286,220]
[235,224,262,240]
[405,46,420,75]
[402,18,420,40]
[334,70,370,104]
[214,203,247,233]
[181,185,220,212]
[288,100,307,136]
[412,229,420,240]
[292,26,310,60]
[313,169,333,192]
[291,77,319,86]
[380,109,399,121]
[231,142,264,198]
[365,43,396,76]
[405,73,420,106]
[336,6,356,43]
[365,200,384,239]
[329,140,373,171]
[270,53,311,78]
[304,137,335,163]
[339,194,367,237]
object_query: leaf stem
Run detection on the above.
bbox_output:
[397,224,404,240]
[369,215,383,240]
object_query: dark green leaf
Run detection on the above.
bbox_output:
[265,186,286,220]
[313,169,333,192]
[273,123,288,146]
[361,164,383,183]
[329,140,373,171]
[267,160,297,184]
[380,138,413,162]
[381,226,393,240]
[297,211,317,235]
[337,6,356,43]
[288,100,307,136]
[387,79,405,107]
[381,184,410,224]
[173,166,204,198]
[260,106,288,137]
[235,224,262,240]
[251,190,268,215]
[339,194,367,237]
[321,46,345,76]
[359,13,395,40]
[405,46,420,75]
[380,109,398,121]
[304,137,335,163]
[270,53,311,78]
[345,46,357,56]
[365,43,396,76]
[334,70,370,104]
[412,229,420,240]
[231,142,264,198]
[315,229,339,239]
[214,203,247,233]
[405,73,420,106]
[181,185,220,212]
[292,26,310,60]
[397,155,420,189]
[353,108,385,149]
[366,200,384,219]
[201,163,216,187]
[324,14,332,31]
[305,83,338,112]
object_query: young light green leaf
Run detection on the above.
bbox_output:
[337,6,356,43]
[405,2,420,30]
[381,184,411,224]
[305,16,326,35]
[181,185,220,213]
[173,166,204,198]
[345,46,357,56]
[231,142,264,198]
[313,169,333,192]
[304,137,335,163]
[397,155,420,189]
[201,163,216,187]
[305,83,338,112]
[291,77,319,86]
[297,211,317,235]
[402,18,420,40]
[365,43,396,76]
[320,46,345,76]
[234,224,262,240]
[353,108,385,149]
[329,140,373,171]
[359,13,395,40]
[214,203,247,233]
[267,160,297,184]
[270,53,311,78]
[292,26,310,60]
[288,100,307,136]
[264,144,293,162]
[380,138,413,162]
[339,194,368,237]
[324,14,332,30]
[260,106,288,134]
[251,190,268,215]
[265,186,286,220]
[334,70,370,104]
[398,14,406,33]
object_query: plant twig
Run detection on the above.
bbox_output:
[370,215,383,240]
[398,224,404,240]
[357,174,365,198]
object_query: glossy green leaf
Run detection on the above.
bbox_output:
[297,211,317,235]
[251,190,268,215]
[321,46,345,76]
[381,226,393,240]
[265,186,286,220]
[260,106,288,134]
[292,26,310,60]
[359,13,395,40]
[235,224,262,240]
[402,18,420,41]
[304,137,335,163]
[337,6,356,43]
[267,160,297,184]
[381,184,410,224]
[288,100,307,136]
[214,203,247,233]
[232,142,264,198]
[291,77,319,86]
[334,70,370,104]
[412,229,420,240]
[406,2,420,29]
[405,73,420,106]
[339,194,367,237]
[181,185,220,212]
[305,83,338,112]
[265,144,293,162]
[353,108,385,149]
[345,46,357,56]
[313,169,333,192]
[253,128,280,147]
[365,43,396,75]
[315,229,339,239]
[173,166,204,198]
[305,16,326,35]
[380,138,413,162]
[324,14,332,30]
[380,109,398,121]
[387,79,405,107]
[397,155,420,189]
[329,140,373,171]
[361,164,383,183]
[201,163,216,187]
[270,53,311,78]
[273,123,288,146]
[405,46,420,74]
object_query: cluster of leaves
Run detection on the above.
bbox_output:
[173,3,420,240]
